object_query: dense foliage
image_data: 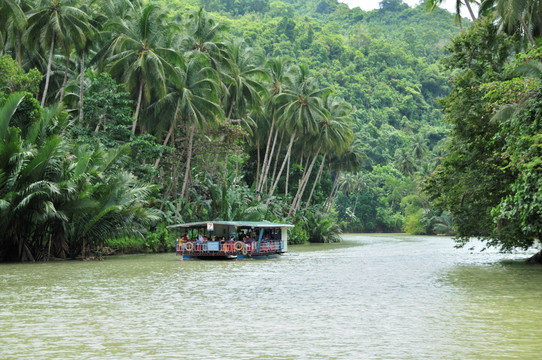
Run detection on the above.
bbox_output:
[425,10,542,259]
[3,0,505,261]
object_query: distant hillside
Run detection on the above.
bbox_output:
[188,0,460,168]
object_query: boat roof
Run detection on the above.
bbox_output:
[167,220,294,229]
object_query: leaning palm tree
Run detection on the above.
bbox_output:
[303,95,354,210]
[268,64,331,203]
[290,95,354,215]
[256,57,292,195]
[93,2,182,133]
[340,172,368,214]
[25,0,93,107]
[323,137,365,213]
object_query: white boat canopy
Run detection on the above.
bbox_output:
[167,220,294,229]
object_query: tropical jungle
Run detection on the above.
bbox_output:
[0,0,541,262]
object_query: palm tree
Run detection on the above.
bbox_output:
[154,53,223,202]
[290,95,354,215]
[424,0,478,29]
[339,172,368,214]
[304,96,354,210]
[0,93,68,261]
[93,2,182,133]
[412,133,429,160]
[181,7,228,68]
[395,147,417,175]
[268,64,331,202]
[323,138,365,213]
[256,57,291,195]
[25,0,93,107]
[220,39,268,120]
[0,0,27,66]
[480,0,538,46]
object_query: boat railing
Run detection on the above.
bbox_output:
[176,239,283,255]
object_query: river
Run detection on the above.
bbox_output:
[1,234,541,359]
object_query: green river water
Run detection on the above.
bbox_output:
[1,234,541,359]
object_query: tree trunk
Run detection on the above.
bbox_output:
[41,34,55,107]
[227,97,235,119]
[94,113,105,132]
[270,131,284,194]
[223,153,228,184]
[59,49,70,103]
[180,123,195,203]
[255,138,260,191]
[285,147,290,196]
[464,0,476,23]
[289,147,321,216]
[47,233,52,261]
[153,120,176,169]
[234,150,239,186]
[267,131,296,203]
[305,153,326,210]
[78,49,85,123]
[325,173,341,213]
[257,118,275,193]
[132,81,144,134]
[520,17,536,47]
[16,31,22,67]
[260,128,280,194]
[352,191,360,214]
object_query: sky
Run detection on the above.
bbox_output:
[339,0,460,13]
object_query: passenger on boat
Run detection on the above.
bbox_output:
[197,231,204,243]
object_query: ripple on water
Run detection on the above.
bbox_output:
[1,235,541,359]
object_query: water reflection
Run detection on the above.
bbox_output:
[1,235,541,359]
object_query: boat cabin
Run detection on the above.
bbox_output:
[168,221,294,259]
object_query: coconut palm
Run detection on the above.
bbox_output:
[412,133,429,160]
[424,0,478,29]
[153,53,223,201]
[0,0,27,66]
[220,39,268,120]
[303,95,354,211]
[395,147,417,175]
[93,2,182,133]
[25,0,93,107]
[480,0,539,46]
[268,64,331,202]
[256,57,291,195]
[289,95,354,215]
[339,172,368,214]
[323,137,365,212]
[181,7,228,67]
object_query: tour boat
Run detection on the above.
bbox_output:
[168,221,294,260]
